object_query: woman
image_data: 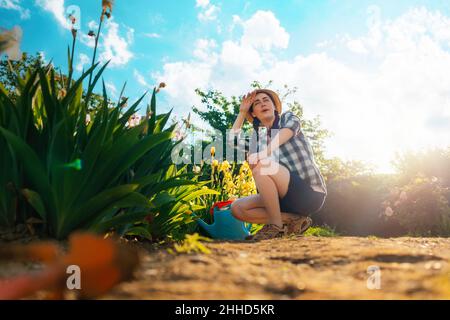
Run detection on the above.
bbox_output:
[230,89,327,240]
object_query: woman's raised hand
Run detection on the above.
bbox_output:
[240,91,256,114]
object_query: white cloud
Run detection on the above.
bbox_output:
[154,7,450,172]
[196,0,209,9]
[88,20,98,30]
[134,69,149,88]
[80,34,95,48]
[35,0,70,29]
[220,40,261,72]
[197,1,219,22]
[75,53,90,72]
[0,0,30,19]
[153,10,284,112]
[240,10,290,51]
[152,61,213,111]
[99,19,134,67]
[34,3,133,68]
[193,38,217,62]
[105,81,118,99]
[79,21,98,48]
[38,51,47,63]
[143,33,161,39]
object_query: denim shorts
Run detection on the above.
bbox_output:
[279,171,326,216]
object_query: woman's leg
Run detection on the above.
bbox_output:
[231,194,302,224]
[231,161,299,226]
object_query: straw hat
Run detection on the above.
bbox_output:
[245,89,282,123]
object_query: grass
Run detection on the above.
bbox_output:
[303,225,338,237]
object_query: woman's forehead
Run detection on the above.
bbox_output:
[254,93,271,101]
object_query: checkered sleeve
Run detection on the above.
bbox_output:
[280,111,301,135]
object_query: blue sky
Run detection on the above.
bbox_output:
[1,0,450,172]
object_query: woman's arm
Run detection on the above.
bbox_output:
[231,112,247,133]
[250,112,301,164]
[248,128,293,165]
[266,127,294,155]
[231,91,256,133]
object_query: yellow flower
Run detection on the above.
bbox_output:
[212,159,219,168]
[240,161,250,174]
[185,210,193,215]
[57,88,67,99]
[210,146,216,157]
[220,160,231,172]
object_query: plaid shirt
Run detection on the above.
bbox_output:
[231,111,327,195]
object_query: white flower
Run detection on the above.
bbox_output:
[127,114,141,127]
[399,191,408,202]
[389,187,400,197]
[384,206,394,217]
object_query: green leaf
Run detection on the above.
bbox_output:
[0,127,54,221]
[125,226,152,240]
[21,189,47,221]
[147,179,197,195]
[148,88,157,133]
[151,192,176,208]
[99,131,173,189]
[109,192,151,209]
[60,184,140,238]
[118,91,147,127]
[92,211,152,233]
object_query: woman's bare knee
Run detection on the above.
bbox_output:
[230,201,242,218]
[251,163,262,177]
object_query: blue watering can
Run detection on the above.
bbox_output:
[196,205,252,240]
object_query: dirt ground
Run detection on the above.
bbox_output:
[103,236,450,300]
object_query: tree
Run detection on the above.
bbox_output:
[320,157,375,182]
[0,52,46,97]
[192,88,252,135]
[392,147,450,187]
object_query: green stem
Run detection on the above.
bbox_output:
[67,33,76,90]
[87,16,104,89]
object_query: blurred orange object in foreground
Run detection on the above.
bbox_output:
[0,232,140,300]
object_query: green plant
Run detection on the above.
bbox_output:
[0,58,222,240]
[303,225,338,237]
[107,164,220,242]
[0,58,178,237]
[167,233,212,255]
[381,174,450,236]
[0,0,223,241]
